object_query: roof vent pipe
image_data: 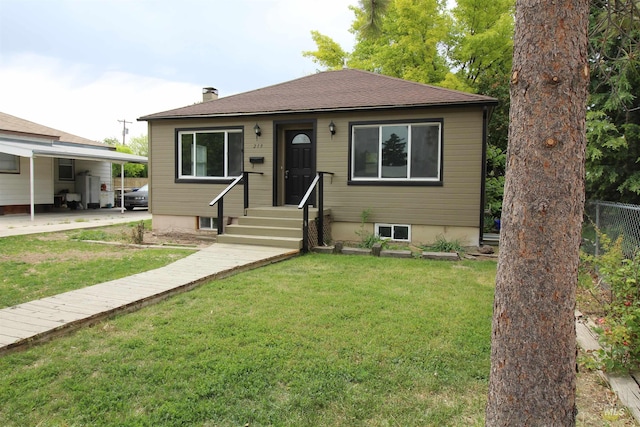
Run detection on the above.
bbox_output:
[202,87,218,102]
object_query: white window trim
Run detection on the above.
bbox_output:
[198,216,218,230]
[351,122,442,182]
[178,129,242,180]
[58,158,75,181]
[375,223,411,242]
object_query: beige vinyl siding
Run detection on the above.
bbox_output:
[148,106,485,229]
[317,107,484,227]
[149,118,274,219]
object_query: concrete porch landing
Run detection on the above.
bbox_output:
[0,243,298,355]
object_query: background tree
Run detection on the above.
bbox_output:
[305,0,514,225]
[128,134,149,158]
[104,135,147,178]
[349,0,450,84]
[445,0,514,90]
[485,0,589,424]
[585,0,640,203]
[303,31,349,70]
[446,0,514,225]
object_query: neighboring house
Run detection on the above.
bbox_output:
[0,112,147,219]
[139,69,497,248]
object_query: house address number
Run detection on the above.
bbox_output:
[253,143,263,149]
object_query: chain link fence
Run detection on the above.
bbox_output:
[583,201,640,257]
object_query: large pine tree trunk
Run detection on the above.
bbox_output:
[485,0,590,425]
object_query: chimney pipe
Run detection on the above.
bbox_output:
[202,87,218,102]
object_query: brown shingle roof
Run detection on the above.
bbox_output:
[0,112,106,147]
[139,69,498,121]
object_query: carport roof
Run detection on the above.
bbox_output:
[0,112,146,164]
[0,139,147,164]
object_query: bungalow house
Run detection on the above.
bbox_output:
[0,112,147,219]
[139,69,497,250]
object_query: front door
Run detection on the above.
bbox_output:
[285,130,314,205]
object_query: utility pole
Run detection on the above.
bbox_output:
[117,119,132,145]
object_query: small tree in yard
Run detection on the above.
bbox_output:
[485,0,590,424]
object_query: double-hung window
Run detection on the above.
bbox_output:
[178,129,243,180]
[350,121,442,184]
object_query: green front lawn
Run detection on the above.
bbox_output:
[0,226,195,308]
[0,255,496,426]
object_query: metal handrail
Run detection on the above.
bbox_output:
[209,174,243,207]
[209,171,263,234]
[298,171,334,253]
[297,174,321,210]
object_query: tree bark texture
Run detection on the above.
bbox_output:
[485,0,589,425]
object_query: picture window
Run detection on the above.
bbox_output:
[351,121,442,183]
[178,129,243,180]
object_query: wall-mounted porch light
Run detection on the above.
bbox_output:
[329,121,336,136]
[253,124,262,137]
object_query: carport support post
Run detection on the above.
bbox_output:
[30,156,35,221]
[120,164,125,214]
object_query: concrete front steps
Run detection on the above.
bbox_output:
[217,206,329,250]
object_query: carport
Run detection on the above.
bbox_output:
[0,139,147,221]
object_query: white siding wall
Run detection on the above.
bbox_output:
[0,156,53,205]
[54,159,113,194]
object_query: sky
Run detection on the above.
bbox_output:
[0,0,357,142]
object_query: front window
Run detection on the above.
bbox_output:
[178,129,243,179]
[351,121,442,183]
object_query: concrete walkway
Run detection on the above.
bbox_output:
[0,243,298,354]
[0,209,152,237]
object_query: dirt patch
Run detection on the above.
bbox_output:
[575,280,639,425]
[577,363,638,426]
[6,249,131,264]
[66,223,217,250]
[142,230,215,249]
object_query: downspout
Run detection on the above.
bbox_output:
[30,156,35,221]
[478,106,489,245]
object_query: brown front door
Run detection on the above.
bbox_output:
[285,130,314,205]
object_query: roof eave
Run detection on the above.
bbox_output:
[139,99,499,121]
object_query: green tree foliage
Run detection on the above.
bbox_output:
[104,135,148,178]
[446,0,514,88]
[586,0,640,203]
[128,134,149,158]
[303,31,348,70]
[304,0,514,219]
[349,0,451,84]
